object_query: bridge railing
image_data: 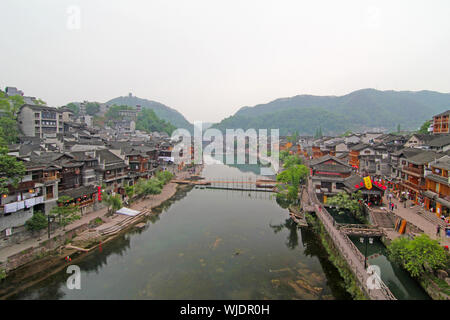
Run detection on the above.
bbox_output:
[307,182,396,300]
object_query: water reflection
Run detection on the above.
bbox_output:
[3,162,351,300]
[350,236,430,300]
[270,218,299,250]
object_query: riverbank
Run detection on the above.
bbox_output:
[0,183,198,299]
[0,165,203,281]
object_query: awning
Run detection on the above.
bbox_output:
[361,189,383,195]
[60,185,97,199]
[436,197,450,209]
[423,190,438,200]
[116,207,140,216]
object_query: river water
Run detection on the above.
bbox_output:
[2,161,430,300]
[3,161,353,300]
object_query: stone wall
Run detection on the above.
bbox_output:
[3,222,89,273]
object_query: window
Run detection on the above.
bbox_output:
[35,113,40,118]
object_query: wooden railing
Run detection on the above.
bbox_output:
[402,166,423,176]
[401,180,426,191]
[43,175,58,182]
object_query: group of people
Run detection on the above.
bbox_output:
[387,193,398,211]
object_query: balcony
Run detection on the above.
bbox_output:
[43,175,59,182]
[402,165,423,176]
[104,173,127,181]
[401,180,426,192]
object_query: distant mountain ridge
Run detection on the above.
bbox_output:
[214,89,450,135]
[106,95,193,132]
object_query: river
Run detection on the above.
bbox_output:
[3,161,354,300]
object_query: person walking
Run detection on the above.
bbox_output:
[437,224,441,237]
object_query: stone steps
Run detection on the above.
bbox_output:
[98,211,148,236]
[418,210,447,228]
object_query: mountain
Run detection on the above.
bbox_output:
[106,95,193,132]
[213,89,450,135]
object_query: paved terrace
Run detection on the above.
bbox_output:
[382,193,450,247]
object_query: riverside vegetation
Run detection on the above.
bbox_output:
[387,234,450,299]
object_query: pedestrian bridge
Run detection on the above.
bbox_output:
[336,223,385,237]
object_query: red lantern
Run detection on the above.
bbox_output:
[355,184,360,188]
[97,186,102,202]
[360,182,364,187]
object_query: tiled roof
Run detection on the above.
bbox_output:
[350,143,370,151]
[60,185,97,199]
[427,134,450,148]
[406,150,440,165]
[309,154,351,168]
[429,155,450,171]
[433,110,450,117]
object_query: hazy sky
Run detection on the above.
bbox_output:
[1,0,450,123]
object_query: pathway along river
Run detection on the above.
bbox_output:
[0,161,427,299]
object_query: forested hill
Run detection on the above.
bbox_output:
[214,89,450,135]
[107,95,193,132]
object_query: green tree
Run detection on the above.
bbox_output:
[135,178,163,199]
[124,185,135,204]
[50,196,80,230]
[388,234,448,278]
[66,103,80,116]
[103,194,123,215]
[0,117,19,145]
[85,102,100,116]
[0,147,26,196]
[282,155,303,168]
[156,170,174,185]
[326,191,364,220]
[0,90,23,144]
[25,211,48,239]
[105,104,133,120]
[279,150,290,163]
[276,164,309,203]
[136,108,176,135]
[418,120,431,135]
[0,92,24,117]
[277,164,308,187]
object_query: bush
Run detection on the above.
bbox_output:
[25,211,48,232]
[388,234,448,278]
[156,170,174,185]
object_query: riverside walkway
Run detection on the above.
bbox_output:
[305,179,396,300]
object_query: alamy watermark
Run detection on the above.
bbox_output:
[66,265,81,290]
[66,5,81,30]
[171,122,280,175]
[366,265,382,290]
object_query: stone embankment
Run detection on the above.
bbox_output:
[0,165,203,275]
